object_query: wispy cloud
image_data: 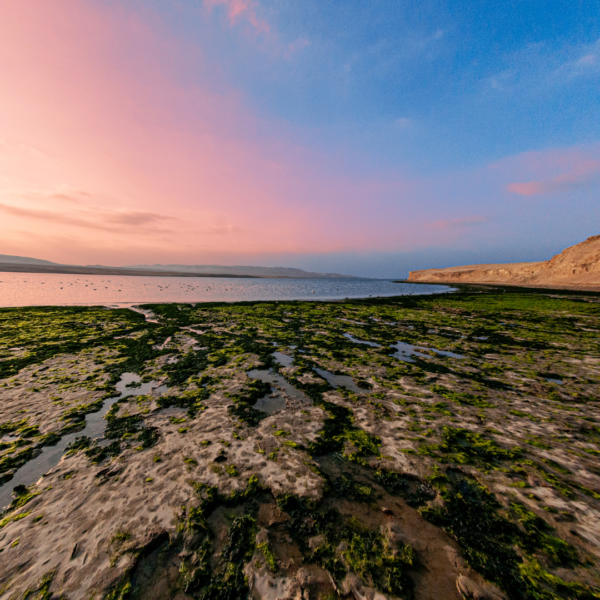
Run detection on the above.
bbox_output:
[394,118,412,129]
[483,38,600,95]
[507,159,600,196]
[204,0,269,36]
[0,201,178,234]
[0,185,249,237]
[10,184,97,204]
[551,38,600,82]
[429,215,488,230]
[286,37,311,57]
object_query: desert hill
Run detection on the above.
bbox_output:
[0,253,59,266]
[408,235,600,291]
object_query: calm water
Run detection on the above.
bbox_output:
[0,272,453,307]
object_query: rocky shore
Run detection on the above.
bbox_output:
[1,290,599,599]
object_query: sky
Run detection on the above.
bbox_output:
[0,0,599,277]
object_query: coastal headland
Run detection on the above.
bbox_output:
[1,287,599,599]
[408,235,600,292]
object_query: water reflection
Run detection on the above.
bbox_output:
[314,367,364,394]
[272,352,293,367]
[247,369,311,405]
[391,341,465,362]
[0,272,454,307]
[0,373,168,510]
[343,333,381,347]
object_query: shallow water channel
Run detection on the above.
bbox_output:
[248,351,366,413]
[343,333,381,347]
[247,368,311,414]
[314,368,365,394]
[391,341,465,362]
[0,373,167,511]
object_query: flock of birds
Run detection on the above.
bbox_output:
[14,279,231,293]
[2,275,421,305]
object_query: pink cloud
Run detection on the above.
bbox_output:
[204,0,270,35]
[429,215,488,230]
[287,37,311,56]
[487,143,600,197]
[507,159,600,196]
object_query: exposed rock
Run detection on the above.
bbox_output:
[295,564,334,598]
[444,546,466,571]
[248,568,302,600]
[339,572,364,596]
[456,575,504,600]
[384,520,410,556]
[308,534,326,551]
[256,527,269,546]
[338,572,393,600]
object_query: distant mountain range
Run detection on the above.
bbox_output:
[0,254,58,266]
[124,263,353,278]
[0,254,354,279]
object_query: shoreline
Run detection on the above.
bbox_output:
[396,279,600,295]
[0,288,457,309]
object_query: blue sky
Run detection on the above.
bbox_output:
[187,0,600,166]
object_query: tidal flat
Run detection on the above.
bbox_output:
[0,290,600,600]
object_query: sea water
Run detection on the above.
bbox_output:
[0,273,453,307]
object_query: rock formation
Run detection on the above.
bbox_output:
[408,235,600,290]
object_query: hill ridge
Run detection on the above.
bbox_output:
[407,235,600,290]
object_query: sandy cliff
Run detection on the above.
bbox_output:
[408,235,600,290]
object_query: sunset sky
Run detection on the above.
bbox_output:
[1,1,599,277]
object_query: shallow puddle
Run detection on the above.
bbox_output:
[314,367,364,394]
[0,373,167,510]
[343,333,381,347]
[247,369,311,406]
[272,352,294,367]
[391,341,465,362]
[427,347,465,359]
[546,378,564,384]
[252,394,288,415]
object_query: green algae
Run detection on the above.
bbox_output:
[374,469,435,507]
[225,379,271,426]
[276,485,415,596]
[432,384,494,408]
[2,288,600,598]
[22,570,60,600]
[342,518,415,598]
[423,426,522,467]
[420,470,599,600]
